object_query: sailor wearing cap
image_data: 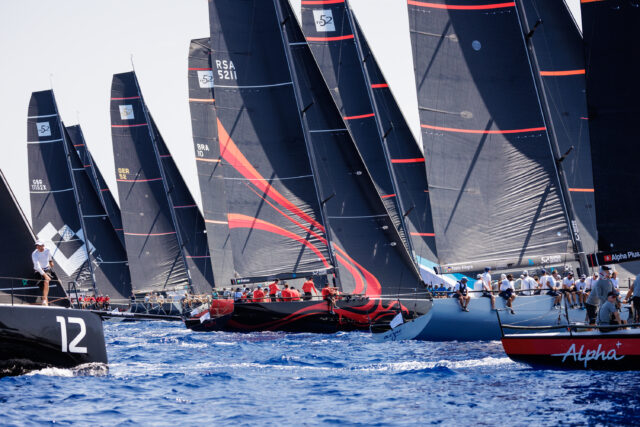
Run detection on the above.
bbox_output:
[31,240,54,306]
[521,271,536,296]
[574,274,588,309]
[585,266,616,325]
[453,277,471,312]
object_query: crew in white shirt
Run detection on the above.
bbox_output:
[521,271,536,296]
[561,272,577,308]
[611,271,619,289]
[31,240,54,306]
[574,274,588,309]
[499,273,516,313]
[542,269,562,307]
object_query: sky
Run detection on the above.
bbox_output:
[0,0,581,225]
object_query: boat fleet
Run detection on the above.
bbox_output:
[1,0,640,374]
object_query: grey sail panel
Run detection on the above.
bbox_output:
[110,72,189,293]
[521,0,596,258]
[581,0,640,264]
[208,0,333,281]
[188,38,235,287]
[27,90,93,291]
[151,117,214,294]
[300,0,408,251]
[408,0,574,273]
[349,14,438,273]
[63,126,132,301]
[67,124,126,247]
[277,0,423,295]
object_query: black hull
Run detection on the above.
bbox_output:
[186,298,431,333]
[130,302,183,317]
[0,304,107,376]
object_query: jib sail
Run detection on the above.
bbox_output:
[407,0,575,273]
[208,0,334,282]
[66,124,126,247]
[187,38,235,287]
[276,0,424,295]
[581,0,640,266]
[0,169,68,304]
[110,72,213,294]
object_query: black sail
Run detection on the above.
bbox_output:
[208,0,333,282]
[300,0,409,251]
[28,90,94,292]
[66,124,126,247]
[276,0,423,295]
[62,126,132,300]
[0,169,68,303]
[188,38,235,287]
[110,72,192,294]
[407,0,574,273]
[581,0,640,264]
[349,13,438,277]
[150,117,215,295]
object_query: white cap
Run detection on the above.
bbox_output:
[35,240,44,246]
[500,273,507,280]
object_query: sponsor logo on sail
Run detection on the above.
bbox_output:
[36,122,51,137]
[604,251,640,263]
[119,105,134,120]
[551,343,624,368]
[36,222,95,276]
[313,9,335,32]
[197,70,214,88]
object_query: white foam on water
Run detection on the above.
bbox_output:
[27,367,75,377]
[26,363,108,377]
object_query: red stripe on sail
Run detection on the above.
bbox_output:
[333,246,382,297]
[227,214,330,268]
[371,83,389,89]
[217,119,326,233]
[540,69,585,76]
[391,158,425,164]
[569,188,594,193]
[408,0,515,9]
[335,254,365,295]
[307,35,355,42]
[421,124,546,134]
[381,194,396,199]
[343,113,375,120]
[411,232,436,237]
[301,0,345,3]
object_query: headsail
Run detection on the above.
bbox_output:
[300,0,409,252]
[110,72,213,294]
[28,90,95,292]
[187,38,235,287]
[28,90,132,300]
[66,124,126,247]
[276,0,423,295]
[208,0,334,283]
[581,0,640,266]
[407,0,575,273]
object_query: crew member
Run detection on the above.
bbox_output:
[499,273,516,314]
[31,240,54,306]
[585,266,616,326]
[302,277,317,301]
[521,271,536,296]
[281,283,292,302]
[598,291,626,331]
[290,287,301,301]
[322,283,337,314]
[575,275,588,309]
[268,279,281,301]
[253,286,265,303]
[480,272,496,310]
[560,272,576,309]
[543,270,562,308]
[454,277,471,312]
[624,274,640,323]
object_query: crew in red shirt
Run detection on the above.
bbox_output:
[268,279,281,300]
[290,287,301,301]
[281,283,292,302]
[321,284,337,314]
[302,277,317,301]
[253,287,265,303]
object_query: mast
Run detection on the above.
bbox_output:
[513,0,589,275]
[271,0,340,283]
[131,75,194,293]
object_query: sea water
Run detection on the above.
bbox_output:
[1,321,639,425]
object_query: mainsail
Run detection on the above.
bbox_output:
[299,0,409,252]
[276,0,423,295]
[66,124,126,247]
[208,0,334,282]
[110,71,214,294]
[187,38,235,287]
[581,0,640,265]
[27,90,132,300]
[407,0,575,273]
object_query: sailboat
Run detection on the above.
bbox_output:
[109,71,214,314]
[184,0,431,333]
[1,124,107,374]
[27,90,132,305]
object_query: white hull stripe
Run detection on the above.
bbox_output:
[30,187,73,194]
[214,81,293,89]
[27,138,63,144]
[289,42,307,46]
